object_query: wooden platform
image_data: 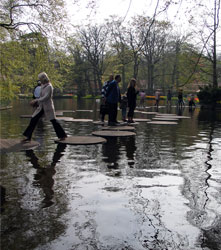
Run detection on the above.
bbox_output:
[55,136,106,145]
[92,130,136,137]
[147,121,178,125]
[101,126,135,131]
[0,139,40,153]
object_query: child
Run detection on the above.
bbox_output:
[120,94,128,122]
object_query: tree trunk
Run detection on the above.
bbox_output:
[213,0,218,88]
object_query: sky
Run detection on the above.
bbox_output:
[65,0,221,51]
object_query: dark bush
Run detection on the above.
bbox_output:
[197,85,221,105]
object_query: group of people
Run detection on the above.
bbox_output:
[100,75,139,125]
[22,72,197,142]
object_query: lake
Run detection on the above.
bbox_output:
[0,98,221,250]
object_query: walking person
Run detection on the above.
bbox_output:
[100,75,113,122]
[139,90,146,108]
[167,89,172,106]
[127,78,139,123]
[22,72,67,142]
[105,74,121,126]
[155,89,161,110]
[177,89,184,108]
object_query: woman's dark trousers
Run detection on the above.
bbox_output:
[23,109,66,140]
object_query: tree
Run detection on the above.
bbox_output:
[78,24,109,95]
[0,0,66,35]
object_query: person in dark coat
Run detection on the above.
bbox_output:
[127,78,139,123]
[105,74,121,126]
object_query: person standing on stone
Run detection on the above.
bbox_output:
[127,78,139,123]
[155,89,161,109]
[22,72,67,142]
[105,74,121,126]
[100,75,113,122]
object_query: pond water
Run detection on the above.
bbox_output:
[0,99,221,250]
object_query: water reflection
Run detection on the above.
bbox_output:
[25,143,66,208]
[102,136,136,170]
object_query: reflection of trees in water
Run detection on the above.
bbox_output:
[1,144,69,250]
[182,110,221,249]
[128,188,189,249]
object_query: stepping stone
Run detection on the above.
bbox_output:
[156,115,190,119]
[157,113,177,116]
[141,112,159,115]
[92,130,136,137]
[0,139,39,153]
[55,111,64,116]
[57,117,93,122]
[147,121,178,125]
[55,136,106,145]
[93,121,107,125]
[57,110,75,113]
[72,119,93,122]
[0,106,12,110]
[101,126,135,131]
[76,110,93,112]
[57,117,74,122]
[133,118,151,122]
[153,117,179,121]
[20,115,32,118]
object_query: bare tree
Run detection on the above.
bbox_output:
[78,24,109,94]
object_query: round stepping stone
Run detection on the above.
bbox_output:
[93,121,107,125]
[141,111,159,115]
[156,115,190,119]
[153,117,179,121]
[72,119,93,122]
[157,113,177,116]
[55,136,106,145]
[101,126,135,131]
[57,117,74,122]
[55,111,64,116]
[57,110,75,113]
[20,115,32,118]
[76,110,93,112]
[92,130,136,137]
[0,139,39,153]
[133,118,151,122]
[147,121,178,125]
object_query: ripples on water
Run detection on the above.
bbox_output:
[0,99,221,250]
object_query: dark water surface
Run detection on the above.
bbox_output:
[1,99,221,250]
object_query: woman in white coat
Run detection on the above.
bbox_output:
[22,72,67,142]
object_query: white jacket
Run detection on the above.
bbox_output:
[32,82,56,120]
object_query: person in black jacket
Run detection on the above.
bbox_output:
[127,78,139,123]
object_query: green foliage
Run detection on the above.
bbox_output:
[197,85,221,105]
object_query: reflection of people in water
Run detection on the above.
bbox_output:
[25,143,66,208]
[102,137,120,169]
[102,136,136,169]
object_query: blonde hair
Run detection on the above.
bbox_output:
[128,78,136,88]
[38,72,50,84]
